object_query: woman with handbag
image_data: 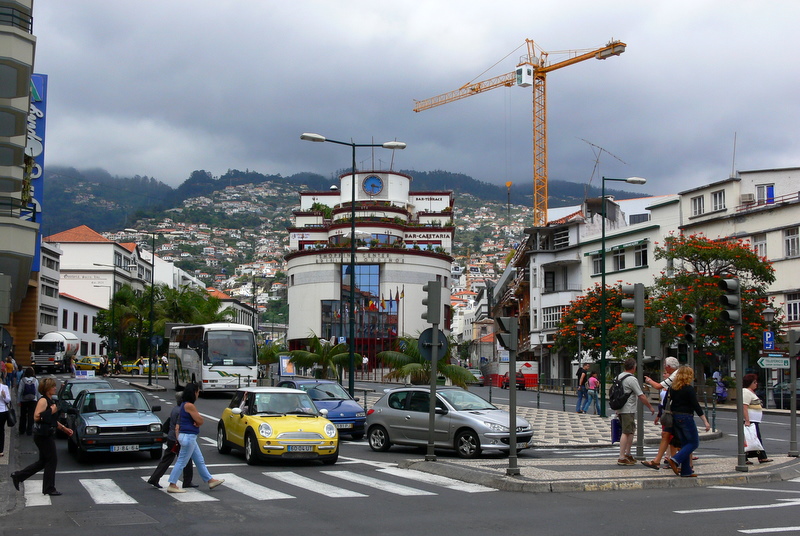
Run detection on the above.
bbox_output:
[0,379,12,457]
[743,373,772,464]
[666,366,710,477]
[11,377,73,496]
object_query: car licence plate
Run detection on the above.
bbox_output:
[288,445,313,452]
[111,445,139,452]
[335,423,353,429]
[516,441,528,449]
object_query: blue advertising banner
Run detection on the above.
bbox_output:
[26,73,48,272]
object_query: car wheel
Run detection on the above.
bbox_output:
[350,433,364,441]
[244,432,259,465]
[217,425,231,454]
[322,447,339,465]
[368,425,392,452]
[455,430,481,459]
[150,448,162,460]
[131,369,139,375]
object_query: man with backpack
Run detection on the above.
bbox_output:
[17,367,39,436]
[614,358,654,465]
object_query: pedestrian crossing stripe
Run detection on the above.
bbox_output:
[321,470,437,496]
[81,478,137,504]
[264,471,367,498]
[22,480,51,507]
[140,477,217,503]
[377,467,495,493]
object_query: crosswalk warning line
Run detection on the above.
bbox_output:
[212,473,294,500]
[140,477,218,502]
[322,470,436,496]
[22,480,51,507]
[377,467,496,493]
[263,471,367,498]
[80,479,137,504]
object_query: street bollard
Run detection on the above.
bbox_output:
[562,384,566,412]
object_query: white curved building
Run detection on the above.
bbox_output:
[285,170,454,360]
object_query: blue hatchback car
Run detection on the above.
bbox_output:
[277,380,366,440]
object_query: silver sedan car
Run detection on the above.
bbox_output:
[365,386,533,458]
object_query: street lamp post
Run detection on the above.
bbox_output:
[94,263,118,356]
[301,133,406,397]
[537,333,545,408]
[599,176,646,417]
[126,229,158,387]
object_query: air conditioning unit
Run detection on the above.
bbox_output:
[740,193,755,204]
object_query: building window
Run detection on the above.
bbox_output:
[40,313,57,327]
[114,252,123,267]
[73,312,78,331]
[613,250,625,271]
[691,195,705,216]
[787,293,800,323]
[543,272,555,293]
[83,315,88,334]
[634,244,648,267]
[592,254,602,275]
[756,184,775,204]
[711,190,726,211]
[629,213,650,224]
[751,233,767,259]
[785,227,799,258]
[62,310,68,329]
[542,306,565,330]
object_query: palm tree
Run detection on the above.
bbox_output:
[289,335,355,380]
[378,335,474,388]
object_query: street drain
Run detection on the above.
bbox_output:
[67,509,157,527]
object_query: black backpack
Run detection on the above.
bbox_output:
[22,379,36,400]
[608,373,633,410]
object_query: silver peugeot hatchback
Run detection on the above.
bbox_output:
[365,386,533,458]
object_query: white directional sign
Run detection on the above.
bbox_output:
[757,356,790,368]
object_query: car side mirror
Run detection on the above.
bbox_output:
[353,397,360,402]
[435,407,447,415]
[151,405,161,412]
[319,408,328,416]
[231,407,243,416]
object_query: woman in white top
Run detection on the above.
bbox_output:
[742,373,772,464]
[0,379,11,456]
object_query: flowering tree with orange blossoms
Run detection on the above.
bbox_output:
[649,233,777,369]
[555,233,778,368]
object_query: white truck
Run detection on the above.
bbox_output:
[30,331,80,374]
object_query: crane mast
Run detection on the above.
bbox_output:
[414,39,626,227]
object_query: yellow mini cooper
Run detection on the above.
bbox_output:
[217,387,339,465]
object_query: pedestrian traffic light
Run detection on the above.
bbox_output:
[620,283,645,326]
[421,280,442,325]
[789,329,800,357]
[683,314,696,344]
[718,278,741,324]
[495,316,518,352]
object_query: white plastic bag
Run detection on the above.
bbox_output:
[743,423,764,452]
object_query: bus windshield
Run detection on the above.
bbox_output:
[204,330,256,367]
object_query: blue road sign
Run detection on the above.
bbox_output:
[764,331,775,350]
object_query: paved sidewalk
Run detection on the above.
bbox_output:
[394,402,800,493]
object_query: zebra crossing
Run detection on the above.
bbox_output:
[19,459,496,507]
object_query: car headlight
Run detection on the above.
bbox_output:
[355,412,366,418]
[324,423,337,438]
[149,423,162,433]
[258,423,273,438]
[85,426,98,435]
[484,422,509,433]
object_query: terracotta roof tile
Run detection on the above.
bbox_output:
[45,225,110,243]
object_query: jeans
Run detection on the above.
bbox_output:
[582,389,600,414]
[671,413,700,476]
[169,433,212,485]
[575,387,587,412]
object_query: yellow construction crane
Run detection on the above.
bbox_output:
[414,39,626,227]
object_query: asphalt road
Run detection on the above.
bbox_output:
[6,377,800,535]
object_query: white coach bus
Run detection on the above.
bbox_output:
[168,323,259,393]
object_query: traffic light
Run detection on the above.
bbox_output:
[683,314,696,344]
[495,316,518,352]
[789,329,800,357]
[421,280,442,325]
[718,277,741,324]
[620,283,645,326]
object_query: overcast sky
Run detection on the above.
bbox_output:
[33,1,800,197]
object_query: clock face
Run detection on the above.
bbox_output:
[362,175,384,196]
